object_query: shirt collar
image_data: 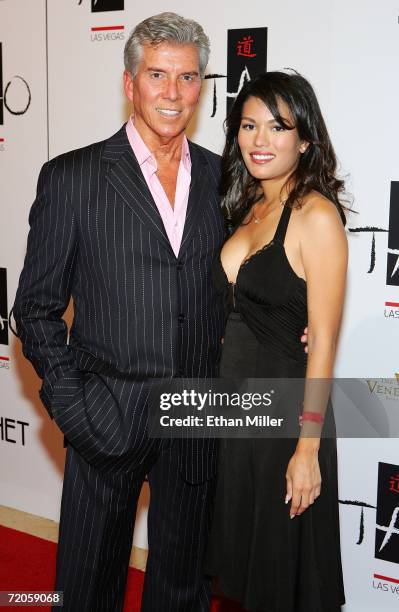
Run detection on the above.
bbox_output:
[126,116,191,173]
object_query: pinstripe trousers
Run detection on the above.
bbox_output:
[54,440,216,612]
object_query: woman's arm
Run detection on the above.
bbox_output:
[286,196,348,518]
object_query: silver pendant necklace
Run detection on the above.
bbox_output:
[252,199,286,224]
[252,200,267,224]
[252,211,263,224]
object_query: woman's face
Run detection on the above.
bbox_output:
[237,95,308,184]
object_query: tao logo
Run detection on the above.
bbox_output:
[0,42,31,126]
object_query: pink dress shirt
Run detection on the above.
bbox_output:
[125,117,191,257]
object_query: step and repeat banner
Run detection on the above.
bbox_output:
[1,1,398,610]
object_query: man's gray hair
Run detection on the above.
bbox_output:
[124,12,210,79]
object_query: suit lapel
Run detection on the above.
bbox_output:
[102,128,211,259]
[103,126,175,256]
[179,141,209,257]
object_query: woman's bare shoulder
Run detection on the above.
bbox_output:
[296,191,344,230]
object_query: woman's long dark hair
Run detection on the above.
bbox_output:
[221,71,347,228]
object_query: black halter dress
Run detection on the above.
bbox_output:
[205,205,345,612]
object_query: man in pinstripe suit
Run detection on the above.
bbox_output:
[13,13,225,612]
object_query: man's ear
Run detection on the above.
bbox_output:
[123,70,134,103]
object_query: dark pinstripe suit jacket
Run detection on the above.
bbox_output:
[13,125,226,481]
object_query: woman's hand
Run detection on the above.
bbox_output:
[300,326,308,353]
[285,441,321,519]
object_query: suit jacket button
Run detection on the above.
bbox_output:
[178,313,186,323]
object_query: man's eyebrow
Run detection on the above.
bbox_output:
[146,68,199,75]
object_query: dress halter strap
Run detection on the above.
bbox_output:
[273,205,292,244]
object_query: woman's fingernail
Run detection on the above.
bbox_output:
[290,514,295,519]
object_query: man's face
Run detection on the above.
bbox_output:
[124,42,202,146]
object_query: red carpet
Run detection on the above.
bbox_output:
[0,526,241,611]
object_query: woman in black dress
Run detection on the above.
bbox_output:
[206,72,347,611]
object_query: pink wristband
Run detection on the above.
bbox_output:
[299,411,324,426]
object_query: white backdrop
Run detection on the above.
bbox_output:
[1,1,398,610]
